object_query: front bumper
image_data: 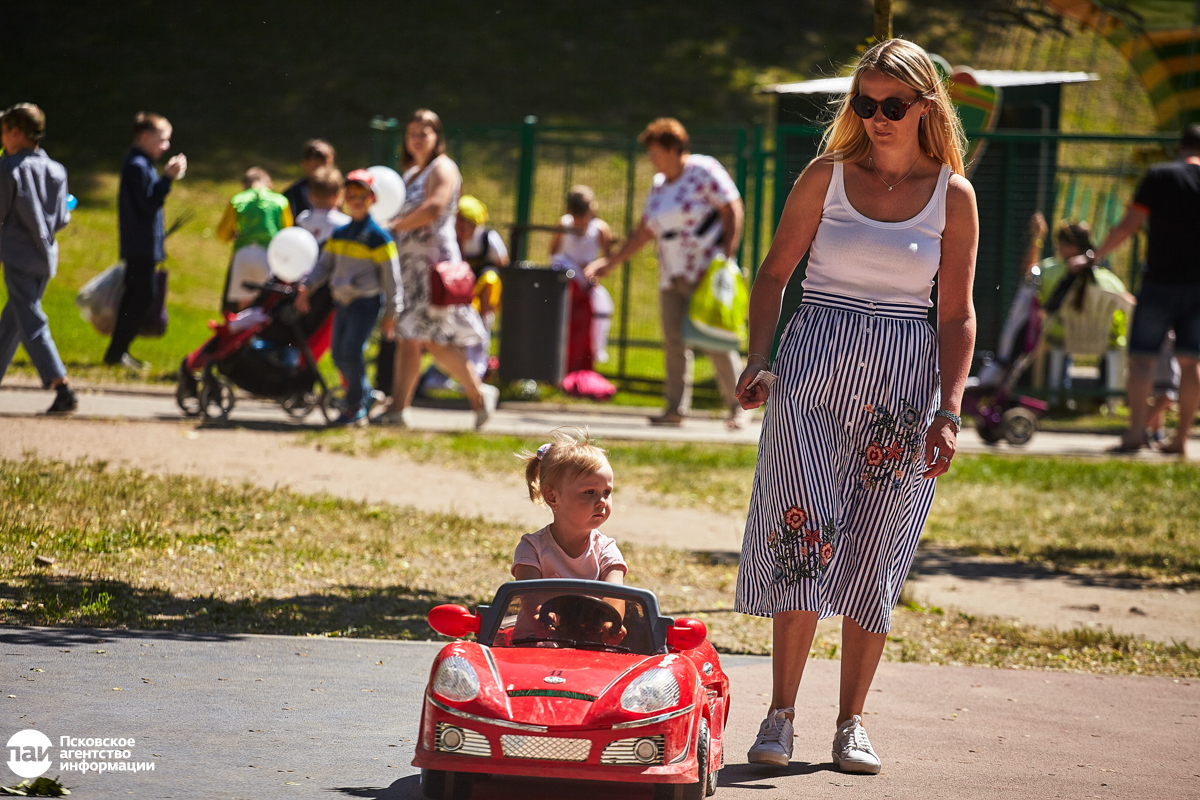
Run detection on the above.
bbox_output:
[412,696,699,784]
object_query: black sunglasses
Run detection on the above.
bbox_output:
[849,94,924,122]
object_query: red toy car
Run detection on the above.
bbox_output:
[414,579,729,800]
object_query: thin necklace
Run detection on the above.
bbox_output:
[869,154,921,191]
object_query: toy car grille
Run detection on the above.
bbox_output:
[500,734,591,762]
[600,735,665,765]
[435,722,492,757]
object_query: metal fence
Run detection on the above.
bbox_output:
[371,117,1179,395]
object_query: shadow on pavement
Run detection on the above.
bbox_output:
[719,761,838,787]
[912,544,1179,589]
[0,573,481,640]
[331,775,420,799]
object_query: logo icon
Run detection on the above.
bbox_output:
[7,729,52,779]
[544,676,565,684]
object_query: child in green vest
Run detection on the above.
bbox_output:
[218,167,293,312]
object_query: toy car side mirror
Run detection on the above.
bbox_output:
[428,604,481,638]
[666,618,707,651]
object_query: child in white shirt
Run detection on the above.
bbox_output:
[511,428,626,583]
[295,166,350,246]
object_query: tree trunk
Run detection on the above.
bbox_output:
[874,0,893,42]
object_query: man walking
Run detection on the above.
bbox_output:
[104,112,186,368]
[0,103,77,413]
[1094,124,1200,455]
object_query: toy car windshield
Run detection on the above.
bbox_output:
[487,589,657,656]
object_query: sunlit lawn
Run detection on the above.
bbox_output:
[2,456,1195,677]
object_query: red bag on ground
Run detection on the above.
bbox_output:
[562,369,616,402]
[429,261,475,306]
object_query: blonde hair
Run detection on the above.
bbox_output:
[820,39,966,177]
[521,428,609,505]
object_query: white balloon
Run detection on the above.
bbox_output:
[367,165,406,224]
[267,226,320,283]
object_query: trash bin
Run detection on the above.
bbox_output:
[498,262,570,385]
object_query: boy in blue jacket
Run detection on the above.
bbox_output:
[0,103,76,413]
[296,170,402,425]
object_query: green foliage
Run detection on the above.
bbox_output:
[0,1,997,171]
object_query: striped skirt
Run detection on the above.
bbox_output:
[735,290,941,634]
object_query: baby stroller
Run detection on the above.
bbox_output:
[175,279,338,421]
[962,276,1050,445]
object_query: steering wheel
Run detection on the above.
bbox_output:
[536,594,622,640]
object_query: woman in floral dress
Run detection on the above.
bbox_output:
[379,109,496,429]
[734,40,978,776]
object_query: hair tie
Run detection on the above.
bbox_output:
[536,443,553,460]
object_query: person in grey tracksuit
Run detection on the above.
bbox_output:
[0,103,77,413]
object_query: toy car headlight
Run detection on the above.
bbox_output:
[620,668,681,714]
[432,655,480,702]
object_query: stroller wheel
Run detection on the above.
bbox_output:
[320,385,346,424]
[974,416,1004,445]
[1001,407,1038,446]
[200,375,236,420]
[176,360,202,417]
[282,391,318,419]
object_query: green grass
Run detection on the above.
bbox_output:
[305,430,1200,585]
[2,456,1196,676]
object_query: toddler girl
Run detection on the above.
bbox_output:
[511,428,626,583]
[549,186,615,372]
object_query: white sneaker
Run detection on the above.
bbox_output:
[378,407,412,427]
[832,715,881,774]
[747,708,793,766]
[475,384,499,430]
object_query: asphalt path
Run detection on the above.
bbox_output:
[3,626,1197,799]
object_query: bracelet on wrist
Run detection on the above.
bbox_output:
[747,353,770,364]
[934,409,961,433]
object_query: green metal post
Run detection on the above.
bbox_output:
[751,125,766,281]
[369,116,398,168]
[734,127,748,266]
[999,142,1015,308]
[514,115,538,261]
[564,144,575,200]
[618,139,639,381]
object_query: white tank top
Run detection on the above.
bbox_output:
[553,214,603,268]
[802,160,951,308]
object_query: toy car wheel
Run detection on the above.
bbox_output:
[974,417,1003,444]
[281,391,317,419]
[199,375,236,420]
[653,718,708,800]
[1001,407,1038,446]
[320,385,346,424]
[420,768,473,800]
[176,360,201,417]
[707,728,720,797]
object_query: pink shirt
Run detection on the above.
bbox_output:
[511,526,628,581]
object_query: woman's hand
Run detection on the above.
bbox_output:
[381,316,396,341]
[922,417,958,479]
[294,284,310,314]
[734,360,770,410]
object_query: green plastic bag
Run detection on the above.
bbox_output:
[683,254,748,351]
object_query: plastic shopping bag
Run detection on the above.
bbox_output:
[75,262,126,336]
[683,254,748,351]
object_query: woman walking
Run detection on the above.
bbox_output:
[734,39,977,774]
[585,118,745,428]
[379,109,496,428]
